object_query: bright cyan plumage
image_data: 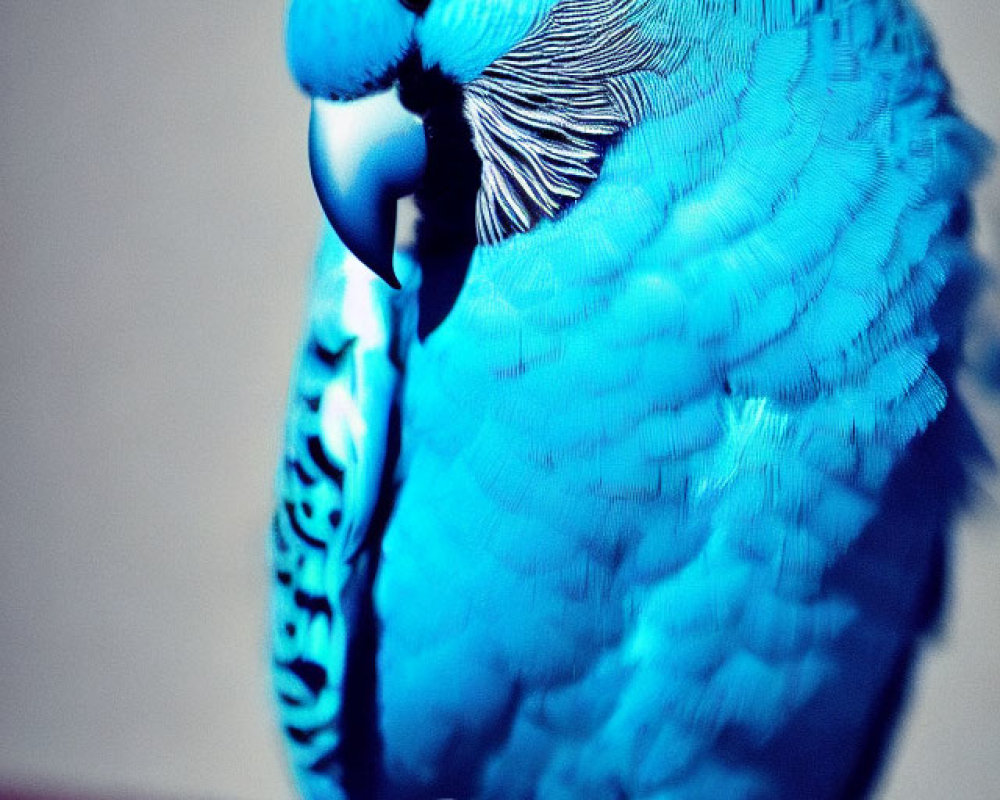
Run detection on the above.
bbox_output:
[271,1,990,797]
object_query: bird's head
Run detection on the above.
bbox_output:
[287,0,560,100]
[287,0,687,287]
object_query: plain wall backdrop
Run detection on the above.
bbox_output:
[1,2,997,798]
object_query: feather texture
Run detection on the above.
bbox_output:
[277,0,990,797]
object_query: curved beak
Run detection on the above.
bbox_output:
[308,89,427,289]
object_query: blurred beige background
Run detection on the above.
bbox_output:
[0,2,997,798]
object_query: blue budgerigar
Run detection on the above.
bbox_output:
[271,1,990,798]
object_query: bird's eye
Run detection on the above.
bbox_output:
[400,0,430,13]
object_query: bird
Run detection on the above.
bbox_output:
[270,1,991,798]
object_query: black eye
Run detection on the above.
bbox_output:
[401,0,430,13]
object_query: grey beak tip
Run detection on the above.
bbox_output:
[370,245,403,290]
[308,92,427,289]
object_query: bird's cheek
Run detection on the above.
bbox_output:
[416,0,559,83]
